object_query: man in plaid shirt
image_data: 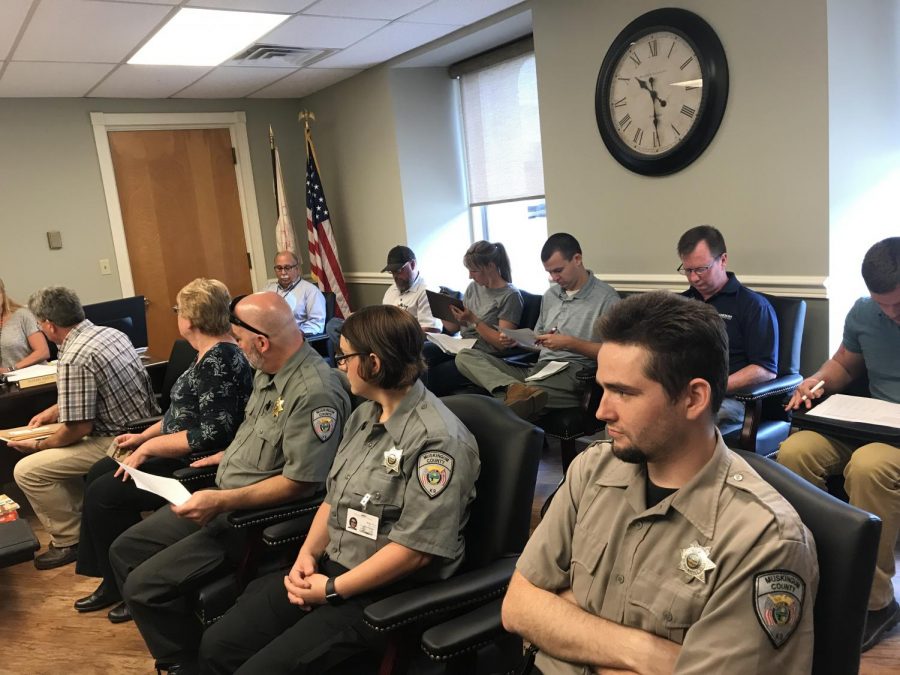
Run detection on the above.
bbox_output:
[10,286,158,570]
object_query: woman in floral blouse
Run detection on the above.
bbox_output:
[72,278,254,622]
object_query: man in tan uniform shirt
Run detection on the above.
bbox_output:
[502,291,818,674]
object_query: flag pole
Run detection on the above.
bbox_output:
[299,109,319,168]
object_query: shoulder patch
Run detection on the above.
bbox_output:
[754,570,805,648]
[417,450,454,498]
[311,406,338,442]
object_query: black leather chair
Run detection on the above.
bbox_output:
[722,293,806,454]
[362,394,544,674]
[418,451,882,675]
[306,290,336,362]
[124,338,198,435]
[740,451,881,675]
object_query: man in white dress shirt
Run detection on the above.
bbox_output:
[265,251,326,336]
[326,245,440,347]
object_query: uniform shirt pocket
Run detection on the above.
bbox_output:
[626,574,702,644]
[368,471,405,527]
[570,521,610,601]
[254,421,284,471]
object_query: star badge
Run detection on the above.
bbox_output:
[679,541,716,584]
[383,447,402,473]
[273,397,285,419]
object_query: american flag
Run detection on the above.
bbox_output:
[270,126,297,253]
[305,127,351,318]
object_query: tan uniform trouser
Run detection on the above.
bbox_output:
[778,430,899,610]
[13,435,113,547]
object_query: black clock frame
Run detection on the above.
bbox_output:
[595,8,729,176]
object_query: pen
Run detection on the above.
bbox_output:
[800,380,825,401]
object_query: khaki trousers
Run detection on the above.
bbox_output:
[13,435,113,547]
[778,430,899,610]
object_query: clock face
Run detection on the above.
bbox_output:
[608,31,704,157]
[594,9,728,176]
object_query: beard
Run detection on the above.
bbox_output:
[610,439,648,464]
[243,341,264,370]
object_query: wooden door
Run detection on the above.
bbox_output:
[108,128,253,356]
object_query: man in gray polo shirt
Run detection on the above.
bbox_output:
[457,233,620,419]
[108,291,350,672]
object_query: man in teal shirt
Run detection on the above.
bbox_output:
[780,236,900,651]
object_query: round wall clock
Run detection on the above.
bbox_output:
[595,8,728,176]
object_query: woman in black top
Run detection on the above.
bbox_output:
[73,278,253,620]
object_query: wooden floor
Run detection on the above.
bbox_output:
[1,439,898,674]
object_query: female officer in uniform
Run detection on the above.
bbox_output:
[198,304,480,674]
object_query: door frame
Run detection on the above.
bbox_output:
[90,111,267,295]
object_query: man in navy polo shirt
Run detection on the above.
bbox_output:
[677,225,778,425]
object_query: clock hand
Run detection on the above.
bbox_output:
[647,76,667,107]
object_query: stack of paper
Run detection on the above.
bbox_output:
[807,394,900,428]
[499,328,541,351]
[6,363,57,383]
[426,334,477,355]
[0,423,62,442]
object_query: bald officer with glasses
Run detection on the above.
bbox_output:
[108,291,350,673]
[265,250,327,335]
[677,226,778,425]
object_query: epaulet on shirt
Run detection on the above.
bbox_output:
[724,451,809,545]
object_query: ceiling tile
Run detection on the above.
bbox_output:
[113,0,179,5]
[187,0,316,11]
[0,0,33,61]
[261,14,387,49]
[313,21,459,69]
[174,65,295,98]
[306,0,433,21]
[14,0,172,63]
[250,66,359,97]
[404,0,525,25]
[88,64,210,98]
[0,60,113,96]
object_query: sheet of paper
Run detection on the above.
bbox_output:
[115,461,193,506]
[425,333,477,355]
[806,394,900,429]
[499,328,541,351]
[6,363,57,382]
[525,361,570,382]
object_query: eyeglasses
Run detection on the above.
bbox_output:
[676,256,722,277]
[274,264,298,273]
[229,295,269,338]
[171,305,179,314]
[334,352,366,368]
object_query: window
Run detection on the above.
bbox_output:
[457,46,548,293]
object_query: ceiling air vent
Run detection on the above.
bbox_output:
[226,44,329,68]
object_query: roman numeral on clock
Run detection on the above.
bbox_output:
[629,52,641,66]
[680,104,696,119]
[633,128,644,145]
[680,56,694,70]
[618,113,632,131]
[648,40,658,58]
[613,96,627,108]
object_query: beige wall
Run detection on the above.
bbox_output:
[532,0,829,277]
[296,67,406,277]
[0,97,305,305]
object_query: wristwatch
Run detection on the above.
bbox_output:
[325,576,344,606]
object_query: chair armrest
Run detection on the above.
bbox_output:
[262,512,318,547]
[227,492,324,529]
[124,415,163,434]
[173,465,217,491]
[364,556,518,633]
[420,598,506,661]
[730,374,803,402]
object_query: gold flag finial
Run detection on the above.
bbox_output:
[299,110,316,132]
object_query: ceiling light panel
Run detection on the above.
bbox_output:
[129,7,290,66]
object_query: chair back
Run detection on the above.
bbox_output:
[760,292,806,377]
[518,290,542,331]
[739,451,881,675]
[159,339,198,411]
[441,395,543,570]
[322,291,336,324]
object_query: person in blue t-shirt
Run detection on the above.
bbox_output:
[780,237,900,651]
[678,225,779,425]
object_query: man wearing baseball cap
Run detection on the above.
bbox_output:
[326,245,440,345]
